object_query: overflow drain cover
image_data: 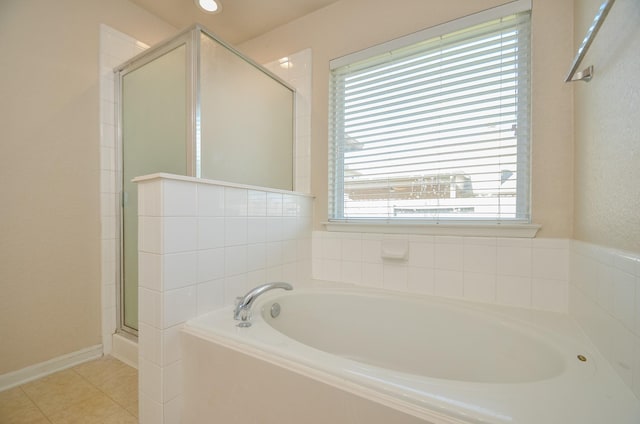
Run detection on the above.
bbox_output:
[270,302,281,318]
[577,354,587,362]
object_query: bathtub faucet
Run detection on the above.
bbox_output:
[234,282,293,327]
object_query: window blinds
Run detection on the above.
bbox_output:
[329,10,531,223]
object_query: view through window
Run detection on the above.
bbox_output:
[329,8,531,223]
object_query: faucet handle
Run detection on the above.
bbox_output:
[236,308,252,327]
[239,308,251,322]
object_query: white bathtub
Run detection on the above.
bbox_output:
[182,286,640,423]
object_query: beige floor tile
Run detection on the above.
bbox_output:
[97,368,137,396]
[106,387,138,418]
[46,392,127,424]
[0,386,31,410]
[123,395,138,418]
[0,387,51,424]
[73,356,134,388]
[8,357,139,424]
[21,369,102,417]
[102,409,138,424]
[78,356,138,417]
[100,373,137,404]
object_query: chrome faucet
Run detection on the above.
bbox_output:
[233,282,293,327]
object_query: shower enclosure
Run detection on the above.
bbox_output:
[115,25,294,335]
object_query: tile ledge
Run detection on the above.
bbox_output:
[133,172,314,198]
[323,221,541,238]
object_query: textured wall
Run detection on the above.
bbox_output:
[573,0,640,254]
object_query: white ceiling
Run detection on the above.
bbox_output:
[130,0,341,44]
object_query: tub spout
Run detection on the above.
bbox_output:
[234,282,293,327]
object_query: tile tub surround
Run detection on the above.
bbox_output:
[313,231,640,401]
[136,173,313,424]
[135,174,638,423]
[570,240,640,400]
[312,231,570,313]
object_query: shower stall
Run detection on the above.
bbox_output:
[115,25,295,335]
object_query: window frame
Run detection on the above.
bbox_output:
[327,0,537,236]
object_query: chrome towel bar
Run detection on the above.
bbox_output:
[565,0,616,83]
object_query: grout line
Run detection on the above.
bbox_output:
[74,357,139,419]
[18,386,54,424]
[19,357,138,422]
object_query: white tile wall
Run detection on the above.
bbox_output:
[137,175,313,424]
[312,231,570,313]
[570,240,640,400]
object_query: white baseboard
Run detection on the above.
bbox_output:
[0,344,103,392]
[111,333,138,369]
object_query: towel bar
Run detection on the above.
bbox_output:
[565,0,615,83]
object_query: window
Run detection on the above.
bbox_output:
[329,3,531,224]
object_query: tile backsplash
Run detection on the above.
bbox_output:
[312,231,570,313]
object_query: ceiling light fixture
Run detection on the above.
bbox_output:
[195,0,221,14]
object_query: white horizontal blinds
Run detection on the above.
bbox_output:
[329,11,531,222]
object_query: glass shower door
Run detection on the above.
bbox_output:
[121,45,188,332]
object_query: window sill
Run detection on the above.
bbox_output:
[323,220,541,238]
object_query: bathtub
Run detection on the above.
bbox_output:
[181,286,640,423]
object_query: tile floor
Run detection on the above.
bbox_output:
[0,356,138,424]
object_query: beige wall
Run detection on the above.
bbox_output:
[0,0,175,374]
[240,0,575,238]
[573,0,640,254]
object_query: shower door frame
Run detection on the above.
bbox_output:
[114,28,198,337]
